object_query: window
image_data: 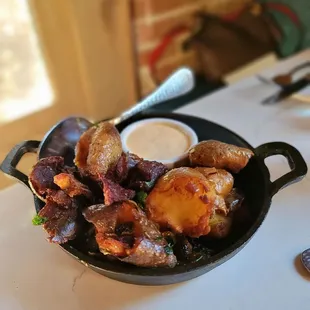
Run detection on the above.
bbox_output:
[0,0,53,124]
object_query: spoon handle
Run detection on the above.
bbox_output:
[110,67,194,125]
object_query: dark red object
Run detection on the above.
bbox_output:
[101,176,135,206]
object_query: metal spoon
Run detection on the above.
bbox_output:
[273,62,310,86]
[38,67,195,160]
[109,67,194,125]
[257,62,310,87]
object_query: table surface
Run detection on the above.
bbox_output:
[1,50,310,310]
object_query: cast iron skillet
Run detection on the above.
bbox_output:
[0,112,307,285]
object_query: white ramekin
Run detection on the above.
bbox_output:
[120,118,198,168]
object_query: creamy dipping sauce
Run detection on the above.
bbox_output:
[126,122,191,160]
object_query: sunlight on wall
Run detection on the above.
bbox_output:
[0,0,53,124]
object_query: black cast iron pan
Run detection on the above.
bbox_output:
[0,112,307,285]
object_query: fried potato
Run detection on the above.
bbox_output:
[194,167,233,215]
[74,126,96,176]
[146,167,217,238]
[75,122,122,179]
[195,167,233,197]
[189,140,254,173]
[208,213,232,239]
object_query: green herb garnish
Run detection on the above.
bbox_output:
[164,234,176,248]
[32,214,47,226]
[167,241,174,247]
[134,191,148,210]
[164,245,174,255]
[145,180,156,190]
[155,236,164,241]
[193,255,204,263]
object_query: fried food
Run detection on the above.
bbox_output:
[112,152,141,183]
[225,188,244,213]
[83,201,177,267]
[54,173,92,199]
[73,126,96,176]
[195,167,234,215]
[101,176,135,205]
[75,122,122,179]
[29,156,65,201]
[195,167,233,197]
[189,140,254,173]
[146,167,217,238]
[45,189,72,207]
[208,213,232,239]
[38,199,79,244]
[126,159,168,192]
[30,121,252,268]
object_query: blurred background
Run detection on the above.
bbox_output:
[0,0,309,188]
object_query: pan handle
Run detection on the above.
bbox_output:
[0,140,40,189]
[255,142,308,196]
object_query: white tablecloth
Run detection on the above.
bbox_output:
[1,50,310,310]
